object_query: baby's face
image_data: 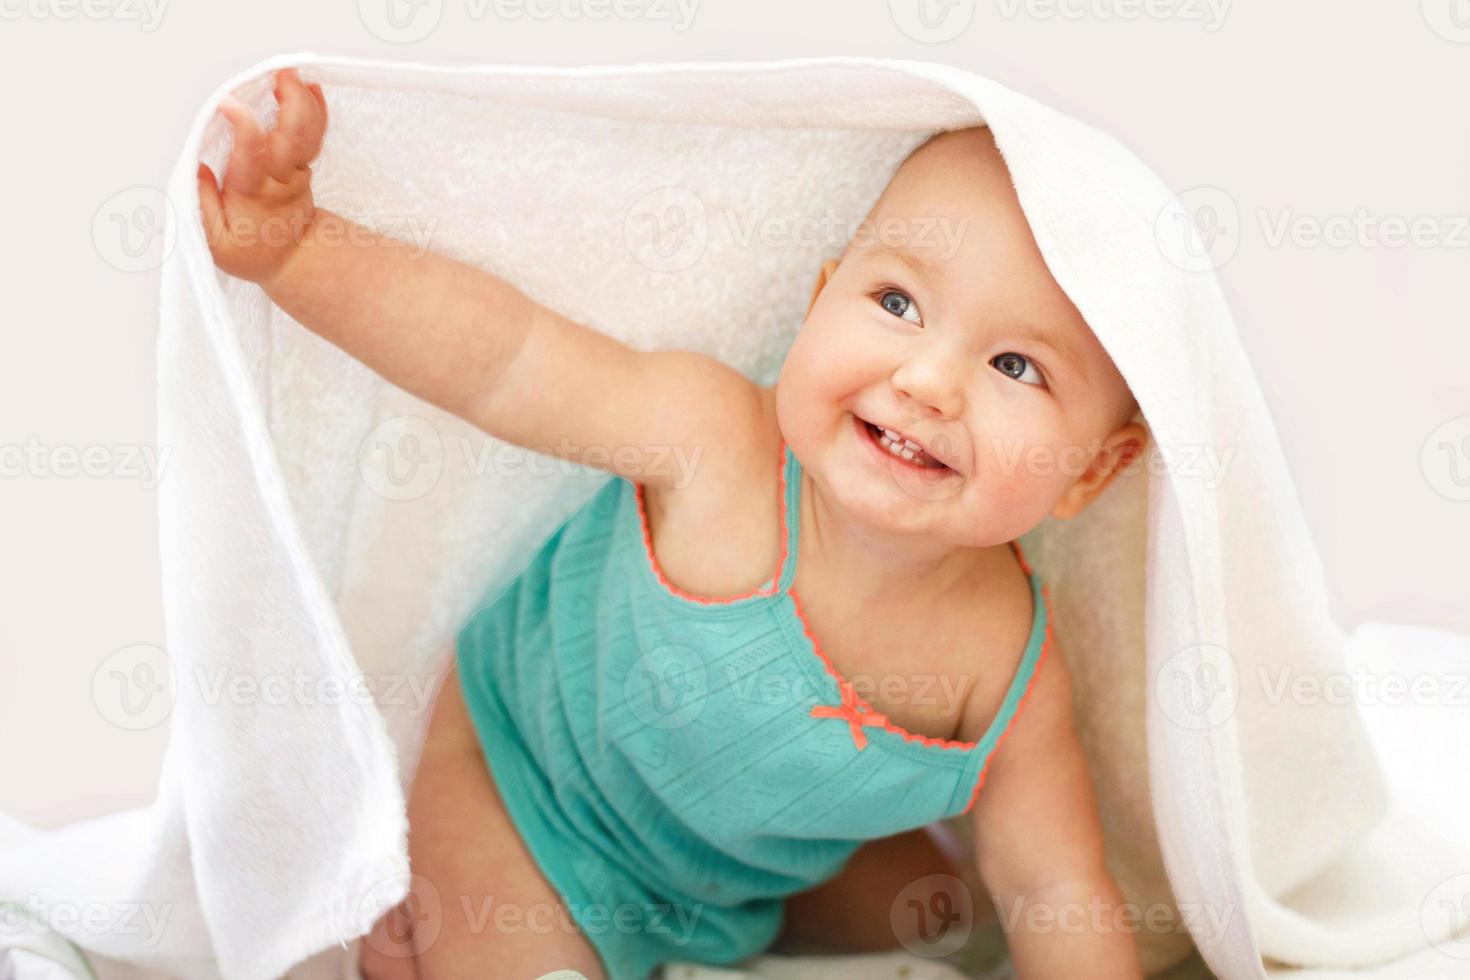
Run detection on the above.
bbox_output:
[775,127,1144,548]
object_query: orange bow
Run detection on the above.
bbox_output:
[809,679,886,750]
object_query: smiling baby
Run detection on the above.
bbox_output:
[199,68,1148,980]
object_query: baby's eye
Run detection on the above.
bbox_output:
[877,289,922,326]
[992,352,1046,388]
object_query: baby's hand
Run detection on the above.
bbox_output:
[197,68,328,287]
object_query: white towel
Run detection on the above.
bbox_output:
[2,53,1467,980]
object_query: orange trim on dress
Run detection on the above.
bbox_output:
[961,580,1054,814]
[791,587,981,753]
[634,437,790,605]
[795,539,1049,768]
[637,433,1051,805]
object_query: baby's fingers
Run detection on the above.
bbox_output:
[216,95,271,194]
[196,163,228,254]
[265,69,326,182]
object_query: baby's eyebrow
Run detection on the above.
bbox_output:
[1009,322,1089,382]
[864,243,942,291]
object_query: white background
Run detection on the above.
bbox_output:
[1,0,1467,829]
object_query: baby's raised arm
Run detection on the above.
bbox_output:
[197,69,764,489]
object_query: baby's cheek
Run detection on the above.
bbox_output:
[973,438,1068,525]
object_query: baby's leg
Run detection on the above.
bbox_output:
[779,821,994,953]
[361,659,605,980]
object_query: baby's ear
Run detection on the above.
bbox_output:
[805,257,840,318]
[1051,423,1148,520]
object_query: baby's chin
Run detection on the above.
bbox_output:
[825,461,973,534]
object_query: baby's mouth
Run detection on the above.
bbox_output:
[858,416,950,471]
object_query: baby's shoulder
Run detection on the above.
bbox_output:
[949,548,1069,746]
[633,385,786,599]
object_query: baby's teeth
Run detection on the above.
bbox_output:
[878,431,926,463]
[881,427,924,453]
[881,428,927,458]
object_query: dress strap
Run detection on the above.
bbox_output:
[775,441,802,593]
[958,569,1052,813]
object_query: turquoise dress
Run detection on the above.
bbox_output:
[454,439,1052,980]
